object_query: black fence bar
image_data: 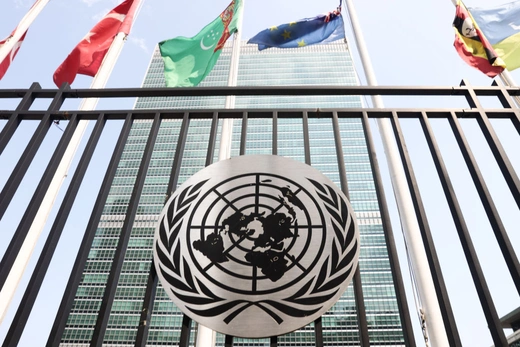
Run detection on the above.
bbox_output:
[179,314,193,347]
[272,112,278,155]
[492,80,520,110]
[332,112,370,346]
[462,82,520,213]
[47,114,133,347]
[225,334,234,347]
[0,82,40,155]
[511,109,520,136]
[134,266,158,347]
[0,83,517,347]
[3,84,519,100]
[134,113,191,346]
[240,112,247,156]
[314,317,324,347]
[167,113,190,195]
[477,110,520,205]
[0,112,78,291]
[206,112,219,166]
[0,83,68,221]
[90,113,162,347]
[447,111,510,346]
[419,112,485,345]
[302,112,311,165]
[360,112,418,346]
[490,80,520,140]
[301,112,327,346]
[3,115,106,347]
[389,111,462,346]
[448,110,520,294]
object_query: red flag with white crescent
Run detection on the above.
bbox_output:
[53,0,139,87]
[0,30,27,80]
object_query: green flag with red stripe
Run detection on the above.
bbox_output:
[159,0,242,87]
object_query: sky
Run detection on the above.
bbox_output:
[0,0,520,346]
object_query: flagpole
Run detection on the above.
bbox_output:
[343,0,449,346]
[0,0,144,325]
[218,0,244,161]
[196,1,245,346]
[0,0,49,64]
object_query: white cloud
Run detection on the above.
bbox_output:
[92,8,111,22]
[81,0,103,7]
[129,36,149,54]
[14,0,32,8]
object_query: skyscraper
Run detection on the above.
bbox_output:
[59,40,405,346]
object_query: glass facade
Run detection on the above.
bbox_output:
[60,41,405,346]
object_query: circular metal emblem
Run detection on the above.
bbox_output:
[153,155,359,338]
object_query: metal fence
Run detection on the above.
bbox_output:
[0,82,519,347]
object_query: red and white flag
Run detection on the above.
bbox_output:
[53,0,138,87]
[0,30,27,80]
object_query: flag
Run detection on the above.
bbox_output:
[469,0,520,71]
[452,1,505,77]
[0,0,41,80]
[0,30,27,80]
[159,0,243,87]
[53,0,138,87]
[247,9,344,51]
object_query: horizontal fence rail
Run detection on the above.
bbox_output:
[0,82,519,347]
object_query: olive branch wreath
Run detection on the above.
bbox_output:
[155,178,358,325]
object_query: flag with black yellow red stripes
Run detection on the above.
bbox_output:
[452,0,505,77]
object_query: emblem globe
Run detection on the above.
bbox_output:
[153,155,359,338]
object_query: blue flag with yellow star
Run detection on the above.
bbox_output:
[247,10,344,50]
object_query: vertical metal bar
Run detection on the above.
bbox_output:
[361,112,418,346]
[178,314,193,347]
[46,114,133,347]
[0,82,41,155]
[135,113,191,347]
[225,335,234,347]
[167,113,190,195]
[302,111,311,165]
[206,113,218,167]
[491,80,520,136]
[420,111,501,345]
[3,114,106,347]
[476,111,520,206]
[134,265,158,347]
[389,111,460,346]
[272,111,278,155]
[205,112,219,166]
[0,112,79,291]
[0,83,68,221]
[491,80,518,109]
[270,336,277,347]
[447,111,511,346]
[302,112,325,346]
[462,80,520,206]
[462,82,520,212]
[90,113,162,347]
[240,112,247,156]
[314,317,324,347]
[448,111,520,293]
[331,112,369,347]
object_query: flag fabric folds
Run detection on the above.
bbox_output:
[0,30,27,80]
[159,0,242,88]
[53,0,138,87]
[453,0,505,77]
[469,1,520,72]
[247,9,345,51]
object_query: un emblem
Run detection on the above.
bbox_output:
[153,155,359,338]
